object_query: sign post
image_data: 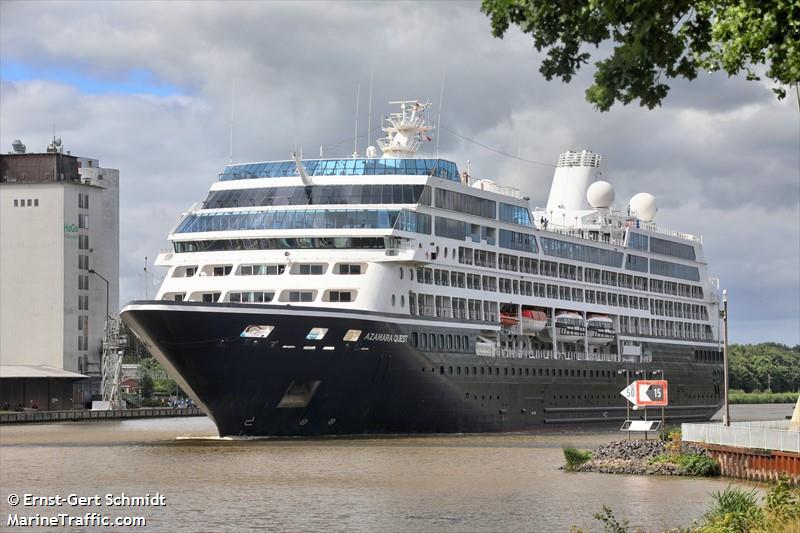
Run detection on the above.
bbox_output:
[620,380,668,436]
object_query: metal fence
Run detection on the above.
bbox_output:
[682,422,800,453]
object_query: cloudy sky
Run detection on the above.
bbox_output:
[2,1,798,345]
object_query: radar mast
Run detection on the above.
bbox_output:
[377,100,433,158]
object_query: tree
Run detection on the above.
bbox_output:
[481,0,799,111]
[139,373,154,400]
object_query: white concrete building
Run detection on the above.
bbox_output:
[0,142,119,405]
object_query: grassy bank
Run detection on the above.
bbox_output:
[729,389,799,404]
[573,477,800,533]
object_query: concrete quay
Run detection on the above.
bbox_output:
[0,407,204,425]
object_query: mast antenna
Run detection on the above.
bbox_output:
[353,83,361,158]
[436,72,446,158]
[367,73,374,150]
[229,79,236,165]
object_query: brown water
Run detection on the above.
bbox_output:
[1,404,791,533]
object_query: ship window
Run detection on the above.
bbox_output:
[448,366,453,375]
[287,291,314,302]
[495,368,499,376]
[446,335,453,349]
[34,199,38,206]
[511,368,515,376]
[399,268,403,280]
[213,265,232,276]
[173,293,184,301]
[297,264,325,275]
[329,291,354,303]
[504,368,508,376]
[27,199,32,206]
[438,334,444,348]
[343,329,362,342]
[391,294,396,307]
[338,263,363,275]
[457,367,461,375]
[201,292,220,303]
[481,367,485,375]
[440,366,444,374]
[185,267,197,277]
[400,295,405,308]
[306,328,328,340]
[13,200,17,207]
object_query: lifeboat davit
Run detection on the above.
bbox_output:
[520,309,548,335]
[587,315,615,345]
[539,311,586,342]
[500,313,519,328]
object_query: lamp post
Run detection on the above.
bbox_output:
[618,368,630,439]
[88,269,109,321]
[722,289,730,426]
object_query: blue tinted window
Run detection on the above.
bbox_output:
[219,158,460,182]
[650,258,700,281]
[499,229,537,252]
[540,237,623,267]
[626,254,649,272]
[628,232,649,251]
[499,203,533,226]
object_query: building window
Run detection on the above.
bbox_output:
[78,213,89,229]
[27,199,32,206]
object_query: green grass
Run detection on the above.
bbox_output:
[729,389,799,404]
[563,446,592,471]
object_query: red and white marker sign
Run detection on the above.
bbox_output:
[620,380,668,407]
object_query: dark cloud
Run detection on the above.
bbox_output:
[1,1,798,344]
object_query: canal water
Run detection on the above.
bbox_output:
[0,404,792,532]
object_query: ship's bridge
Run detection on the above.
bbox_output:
[220,158,460,182]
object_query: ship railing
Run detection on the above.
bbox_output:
[496,348,621,362]
[536,222,628,247]
[640,221,703,243]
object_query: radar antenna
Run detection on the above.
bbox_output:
[377,100,434,158]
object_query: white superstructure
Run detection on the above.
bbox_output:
[152,101,719,362]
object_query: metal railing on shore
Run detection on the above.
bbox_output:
[682,421,799,453]
[0,407,204,425]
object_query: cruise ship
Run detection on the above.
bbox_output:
[121,101,724,437]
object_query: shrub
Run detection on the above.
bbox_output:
[700,486,763,533]
[677,453,721,477]
[563,446,592,471]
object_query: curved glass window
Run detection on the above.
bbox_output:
[173,237,386,253]
[499,203,533,227]
[434,216,468,240]
[220,158,460,182]
[205,184,431,209]
[540,237,622,267]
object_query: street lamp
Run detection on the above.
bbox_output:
[722,289,730,427]
[88,269,109,321]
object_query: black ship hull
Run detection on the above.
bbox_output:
[121,301,723,437]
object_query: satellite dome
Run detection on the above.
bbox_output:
[586,180,615,208]
[629,192,657,222]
